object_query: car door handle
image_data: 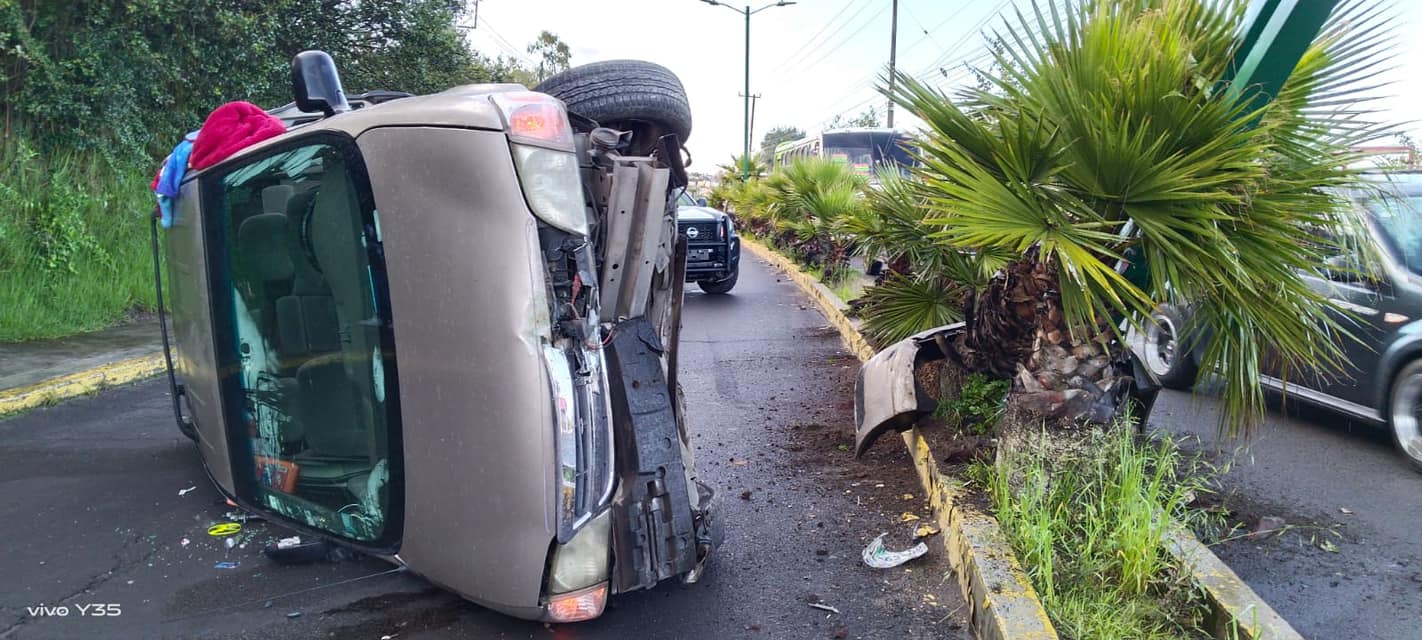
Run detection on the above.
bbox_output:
[1328,298,1378,316]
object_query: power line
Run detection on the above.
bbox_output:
[766,0,889,86]
[783,0,1006,121]
[808,0,1013,128]
[479,17,534,65]
[765,0,863,80]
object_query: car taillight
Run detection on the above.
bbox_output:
[489,92,574,149]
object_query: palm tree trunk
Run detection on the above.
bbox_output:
[952,253,1125,427]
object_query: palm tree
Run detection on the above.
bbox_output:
[761,158,867,281]
[885,0,1394,433]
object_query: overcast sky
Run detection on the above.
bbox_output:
[465,0,1422,172]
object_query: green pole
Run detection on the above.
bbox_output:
[743,5,751,181]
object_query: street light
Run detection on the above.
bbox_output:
[700,0,796,181]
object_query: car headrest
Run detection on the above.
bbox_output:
[237,213,295,282]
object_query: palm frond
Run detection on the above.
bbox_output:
[884,0,1399,435]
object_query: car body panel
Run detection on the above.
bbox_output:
[166,180,235,493]
[356,126,557,617]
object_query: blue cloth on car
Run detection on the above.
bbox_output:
[154,130,199,228]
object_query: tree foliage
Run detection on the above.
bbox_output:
[827,106,881,130]
[527,30,571,83]
[758,125,805,163]
[0,0,499,160]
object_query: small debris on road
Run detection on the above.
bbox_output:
[286,611,303,619]
[180,537,190,547]
[1319,539,1340,553]
[740,490,752,500]
[900,493,914,500]
[178,486,197,496]
[207,522,242,537]
[913,523,941,539]
[214,561,239,569]
[807,602,841,615]
[862,533,929,569]
[1340,507,1354,515]
[225,511,265,523]
[899,512,920,523]
[1250,515,1286,539]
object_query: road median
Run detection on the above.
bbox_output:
[743,237,1299,640]
[743,237,1058,640]
[0,352,165,417]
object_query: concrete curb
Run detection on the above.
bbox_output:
[743,238,1058,640]
[0,353,166,417]
[1165,530,1304,640]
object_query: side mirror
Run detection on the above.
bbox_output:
[292,50,350,117]
[696,197,708,207]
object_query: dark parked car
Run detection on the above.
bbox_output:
[676,190,739,294]
[1143,172,1422,471]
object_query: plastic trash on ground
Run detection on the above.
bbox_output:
[861,533,928,569]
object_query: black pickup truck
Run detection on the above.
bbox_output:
[675,189,739,294]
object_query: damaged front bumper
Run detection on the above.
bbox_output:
[853,324,964,457]
[854,323,1164,456]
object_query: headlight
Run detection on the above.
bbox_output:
[512,144,588,236]
[548,509,611,594]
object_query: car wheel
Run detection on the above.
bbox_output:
[698,269,737,295]
[1388,360,1422,472]
[1143,304,1198,390]
[534,60,692,145]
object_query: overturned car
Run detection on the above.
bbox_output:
[154,52,714,622]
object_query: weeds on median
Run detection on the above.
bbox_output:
[970,421,1221,639]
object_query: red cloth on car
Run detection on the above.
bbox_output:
[189,101,286,170]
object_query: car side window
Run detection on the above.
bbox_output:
[207,137,400,545]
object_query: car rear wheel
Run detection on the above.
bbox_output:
[698,269,737,295]
[534,60,693,145]
[1144,304,1198,390]
[1388,360,1422,472]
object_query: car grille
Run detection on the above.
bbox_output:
[679,222,719,241]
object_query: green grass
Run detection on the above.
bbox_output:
[0,140,157,341]
[970,422,1219,640]
[828,266,867,303]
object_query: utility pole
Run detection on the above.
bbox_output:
[886,0,898,129]
[700,0,796,180]
[741,92,761,163]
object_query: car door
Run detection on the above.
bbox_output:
[1306,246,1393,409]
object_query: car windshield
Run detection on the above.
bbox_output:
[677,189,697,207]
[1366,193,1422,276]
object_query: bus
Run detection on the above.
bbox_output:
[772,128,916,181]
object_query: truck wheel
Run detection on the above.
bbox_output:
[1388,360,1422,473]
[535,60,692,144]
[1144,304,1198,390]
[698,269,737,295]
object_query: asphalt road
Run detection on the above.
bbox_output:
[1149,389,1422,640]
[0,254,968,640]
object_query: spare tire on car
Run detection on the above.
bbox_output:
[535,60,692,145]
